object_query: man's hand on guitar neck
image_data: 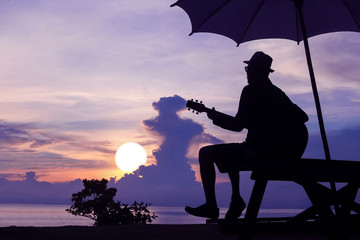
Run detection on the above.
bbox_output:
[207,107,217,120]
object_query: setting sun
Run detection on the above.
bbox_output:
[115,142,147,173]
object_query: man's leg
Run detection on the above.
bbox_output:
[199,146,218,208]
[184,145,219,219]
[215,142,253,220]
[185,143,250,219]
[226,170,246,220]
[228,170,240,200]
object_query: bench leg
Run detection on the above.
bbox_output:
[336,183,359,218]
[244,179,268,224]
[298,181,334,221]
[351,202,360,214]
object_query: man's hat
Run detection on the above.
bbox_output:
[244,51,274,73]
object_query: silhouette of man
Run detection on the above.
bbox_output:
[185,51,309,220]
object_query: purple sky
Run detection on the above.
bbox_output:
[0,1,360,208]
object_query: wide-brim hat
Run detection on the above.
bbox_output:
[244,51,274,73]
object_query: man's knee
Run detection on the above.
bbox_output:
[199,145,214,164]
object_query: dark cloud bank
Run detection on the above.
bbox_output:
[1,95,360,208]
[0,172,83,204]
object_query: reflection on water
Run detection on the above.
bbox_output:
[0,204,303,227]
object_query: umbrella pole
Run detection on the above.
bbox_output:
[296,1,339,214]
[298,20,331,162]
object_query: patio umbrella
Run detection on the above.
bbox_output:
[170,0,360,164]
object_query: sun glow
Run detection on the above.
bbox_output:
[115,142,147,173]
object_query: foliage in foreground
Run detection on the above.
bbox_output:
[66,179,157,226]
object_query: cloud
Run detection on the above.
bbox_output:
[0,120,114,153]
[0,120,73,150]
[304,124,360,161]
[0,120,114,180]
[0,171,83,204]
[114,95,223,206]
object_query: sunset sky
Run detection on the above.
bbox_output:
[0,0,360,192]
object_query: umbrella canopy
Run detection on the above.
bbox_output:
[171,0,360,45]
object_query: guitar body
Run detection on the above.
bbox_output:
[281,122,308,159]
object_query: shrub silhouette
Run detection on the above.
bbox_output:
[66,178,157,225]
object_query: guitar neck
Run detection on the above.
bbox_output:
[186,99,232,121]
[186,100,217,114]
[201,106,212,113]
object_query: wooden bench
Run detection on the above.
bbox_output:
[246,158,360,223]
[216,158,360,239]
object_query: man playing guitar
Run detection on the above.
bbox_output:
[185,52,309,220]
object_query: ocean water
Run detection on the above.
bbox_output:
[0,204,93,227]
[0,204,303,227]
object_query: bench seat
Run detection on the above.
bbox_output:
[250,158,360,182]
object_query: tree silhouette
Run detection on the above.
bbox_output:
[66,179,157,225]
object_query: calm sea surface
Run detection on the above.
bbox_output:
[0,204,303,227]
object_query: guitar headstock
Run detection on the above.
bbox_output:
[186,99,205,114]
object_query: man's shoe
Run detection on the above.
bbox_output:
[185,204,219,219]
[225,198,246,220]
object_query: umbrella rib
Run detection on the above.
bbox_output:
[342,0,360,30]
[295,5,300,44]
[189,0,232,36]
[237,0,266,46]
[170,0,182,8]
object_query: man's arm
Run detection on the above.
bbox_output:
[208,86,252,132]
[208,108,244,132]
